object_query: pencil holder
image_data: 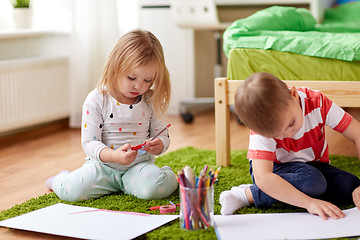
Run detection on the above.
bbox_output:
[179,185,214,230]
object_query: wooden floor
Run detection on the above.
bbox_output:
[0,110,359,239]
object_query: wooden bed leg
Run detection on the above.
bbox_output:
[215,78,231,167]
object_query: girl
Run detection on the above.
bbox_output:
[46,29,178,202]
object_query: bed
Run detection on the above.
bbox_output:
[215,3,360,166]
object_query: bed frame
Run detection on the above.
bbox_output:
[214,78,360,166]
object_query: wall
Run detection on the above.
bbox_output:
[0,0,72,134]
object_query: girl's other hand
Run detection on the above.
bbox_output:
[112,144,137,165]
[143,138,163,155]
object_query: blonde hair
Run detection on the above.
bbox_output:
[97,29,170,116]
[234,72,292,137]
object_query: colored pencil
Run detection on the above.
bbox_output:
[177,165,221,229]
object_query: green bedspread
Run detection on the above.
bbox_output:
[318,2,360,33]
[223,3,360,61]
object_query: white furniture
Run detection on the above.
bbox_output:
[172,0,229,30]
[172,0,335,30]
[171,0,229,122]
[215,0,335,22]
[138,0,195,115]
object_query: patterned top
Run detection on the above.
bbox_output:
[81,89,170,171]
[247,88,352,164]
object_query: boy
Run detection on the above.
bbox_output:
[220,72,360,220]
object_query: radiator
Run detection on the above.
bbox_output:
[0,56,70,134]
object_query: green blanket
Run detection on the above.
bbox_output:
[223,3,360,61]
[318,2,360,33]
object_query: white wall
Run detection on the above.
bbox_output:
[0,0,72,31]
[117,0,139,34]
[0,0,12,29]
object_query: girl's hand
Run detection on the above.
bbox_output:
[111,144,137,165]
[353,186,360,210]
[143,138,164,155]
[306,198,345,220]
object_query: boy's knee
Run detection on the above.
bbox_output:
[333,173,360,198]
[300,172,327,197]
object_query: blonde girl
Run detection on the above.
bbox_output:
[46,29,178,202]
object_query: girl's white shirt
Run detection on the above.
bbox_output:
[81,89,170,171]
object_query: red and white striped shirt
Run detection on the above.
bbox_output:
[247,88,352,164]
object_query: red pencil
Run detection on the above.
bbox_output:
[147,205,162,211]
[147,203,179,211]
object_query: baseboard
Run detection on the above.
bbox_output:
[0,118,69,149]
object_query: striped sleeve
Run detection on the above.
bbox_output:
[323,96,352,133]
[247,131,276,161]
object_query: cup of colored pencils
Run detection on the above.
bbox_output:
[177,165,220,230]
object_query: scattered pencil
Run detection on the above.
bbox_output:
[147,202,179,211]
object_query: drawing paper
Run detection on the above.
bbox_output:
[0,203,178,240]
[214,207,360,240]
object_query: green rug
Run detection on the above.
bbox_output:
[1,147,359,240]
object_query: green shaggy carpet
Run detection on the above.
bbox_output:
[1,147,359,240]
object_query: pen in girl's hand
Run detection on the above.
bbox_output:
[150,124,171,141]
[130,124,171,150]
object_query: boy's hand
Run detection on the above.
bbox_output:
[111,144,137,165]
[353,186,360,210]
[306,198,345,220]
[143,138,164,155]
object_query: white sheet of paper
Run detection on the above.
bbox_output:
[0,203,178,240]
[214,207,360,240]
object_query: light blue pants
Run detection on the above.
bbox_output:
[52,158,178,202]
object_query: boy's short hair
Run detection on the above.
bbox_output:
[234,72,292,137]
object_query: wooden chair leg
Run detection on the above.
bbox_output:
[215,78,231,166]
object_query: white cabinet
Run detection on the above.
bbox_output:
[215,0,335,22]
[138,0,195,114]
